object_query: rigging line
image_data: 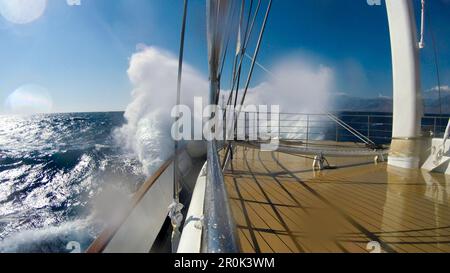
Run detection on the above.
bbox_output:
[216,1,239,105]
[245,53,275,77]
[233,0,263,109]
[231,0,255,108]
[215,0,228,71]
[227,0,262,110]
[233,0,262,109]
[224,0,261,135]
[227,51,240,105]
[233,57,244,108]
[238,0,272,109]
[169,0,189,254]
[231,0,250,103]
[228,0,269,155]
[225,0,246,108]
[223,0,260,166]
[242,0,255,55]
[218,31,231,83]
[227,0,261,155]
[219,0,240,79]
[222,0,247,142]
[222,0,244,167]
[242,0,261,52]
[228,0,265,145]
[173,0,189,202]
[225,50,240,107]
[326,114,375,146]
[218,5,236,79]
[428,6,443,116]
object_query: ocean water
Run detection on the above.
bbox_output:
[0,112,145,253]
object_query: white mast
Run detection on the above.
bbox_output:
[386,0,423,169]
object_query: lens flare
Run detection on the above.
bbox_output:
[5,84,53,114]
[0,0,47,25]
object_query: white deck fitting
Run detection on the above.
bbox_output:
[422,138,450,174]
[177,163,207,253]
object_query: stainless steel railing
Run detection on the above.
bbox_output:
[201,140,239,253]
[422,115,450,138]
[236,112,389,145]
[236,112,450,145]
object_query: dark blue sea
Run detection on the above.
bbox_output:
[0,112,145,253]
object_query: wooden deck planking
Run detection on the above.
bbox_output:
[222,144,450,253]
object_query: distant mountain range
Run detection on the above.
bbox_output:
[334,88,450,114]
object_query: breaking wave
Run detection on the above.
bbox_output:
[115,45,208,176]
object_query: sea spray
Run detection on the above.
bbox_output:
[245,53,334,114]
[116,47,336,173]
[116,45,208,176]
[244,53,335,140]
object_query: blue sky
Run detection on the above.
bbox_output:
[0,0,449,113]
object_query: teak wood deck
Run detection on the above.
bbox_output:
[222,144,450,253]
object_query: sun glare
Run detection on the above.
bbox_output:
[0,0,47,25]
[5,84,53,114]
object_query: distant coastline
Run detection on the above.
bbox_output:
[334,92,450,115]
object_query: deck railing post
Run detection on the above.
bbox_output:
[278,112,281,141]
[257,111,260,140]
[245,112,249,141]
[336,122,339,142]
[434,117,437,136]
[306,115,310,146]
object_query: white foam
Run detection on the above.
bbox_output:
[0,218,92,253]
[116,46,208,176]
[244,53,335,114]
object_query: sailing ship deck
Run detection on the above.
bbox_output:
[222,144,450,253]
